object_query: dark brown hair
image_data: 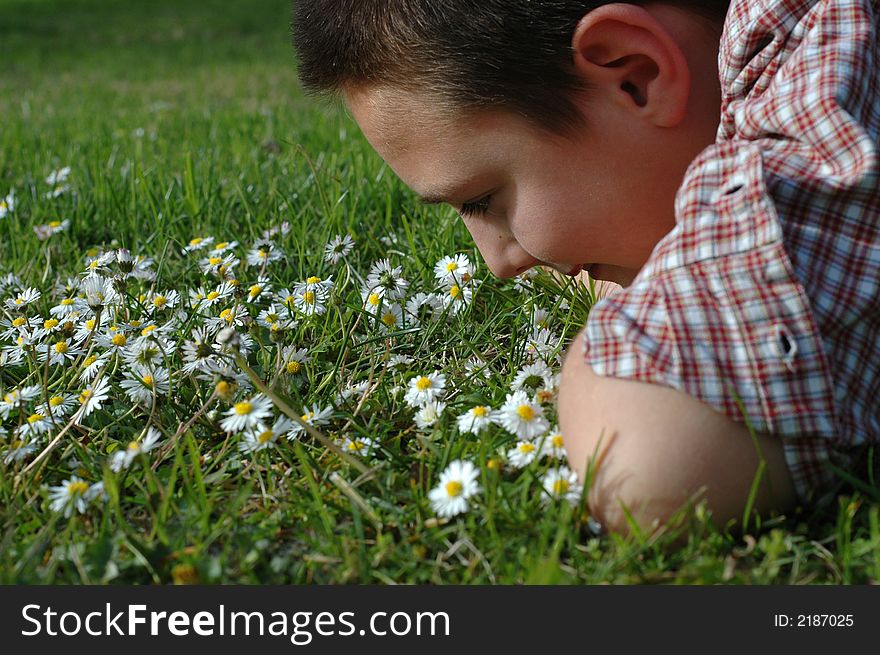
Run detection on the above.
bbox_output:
[292,1,729,134]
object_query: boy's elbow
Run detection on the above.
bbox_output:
[558,326,797,540]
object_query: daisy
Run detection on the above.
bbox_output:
[377,302,404,331]
[428,460,481,518]
[324,234,354,264]
[33,219,70,240]
[414,399,446,430]
[73,377,112,423]
[119,365,170,405]
[48,475,103,518]
[539,426,567,460]
[261,222,290,239]
[81,274,115,312]
[287,403,334,438]
[0,189,15,218]
[0,315,40,341]
[207,304,249,331]
[456,404,496,435]
[36,338,82,366]
[246,241,283,267]
[512,267,538,293]
[280,345,310,376]
[147,289,180,313]
[361,287,384,315]
[208,240,238,256]
[507,440,541,469]
[294,275,334,298]
[257,303,296,330]
[440,282,473,315]
[464,356,493,384]
[18,412,53,439]
[384,353,413,372]
[182,236,214,254]
[404,371,446,408]
[37,393,77,421]
[5,286,41,310]
[3,438,38,464]
[365,258,408,300]
[541,466,584,507]
[511,361,555,392]
[497,390,549,440]
[129,254,157,282]
[238,416,292,453]
[433,254,474,284]
[335,380,370,404]
[523,327,561,363]
[405,292,443,325]
[340,435,377,456]
[45,166,71,187]
[82,251,115,277]
[199,252,239,279]
[245,276,272,304]
[178,327,221,375]
[49,296,87,318]
[219,394,274,433]
[78,353,111,382]
[294,286,327,317]
[109,427,162,471]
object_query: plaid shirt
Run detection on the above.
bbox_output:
[582,0,879,503]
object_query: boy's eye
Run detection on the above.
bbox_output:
[459,195,491,218]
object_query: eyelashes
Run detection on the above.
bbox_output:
[459,195,491,218]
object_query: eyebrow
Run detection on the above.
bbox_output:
[418,194,448,206]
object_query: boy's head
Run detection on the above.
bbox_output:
[292,1,729,286]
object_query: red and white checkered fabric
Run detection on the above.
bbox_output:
[582,0,880,502]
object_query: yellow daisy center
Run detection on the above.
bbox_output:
[449,285,460,299]
[302,291,315,305]
[208,257,222,266]
[306,276,321,284]
[44,319,59,329]
[248,284,261,298]
[234,401,252,415]
[368,293,380,306]
[49,396,64,407]
[446,262,457,272]
[153,295,167,308]
[112,333,127,346]
[49,220,62,228]
[445,481,463,497]
[219,308,234,323]
[416,376,432,391]
[142,375,154,386]
[553,479,570,495]
[127,441,140,452]
[189,237,202,246]
[83,355,97,367]
[61,298,75,306]
[215,241,229,250]
[552,434,564,448]
[140,325,156,337]
[206,291,220,301]
[54,341,68,354]
[472,406,488,417]
[257,429,274,444]
[286,361,301,374]
[516,405,535,421]
[518,443,536,454]
[68,481,89,495]
[347,440,365,452]
[27,413,44,424]
[381,311,397,326]
[12,317,26,327]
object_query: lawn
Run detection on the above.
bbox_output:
[1,0,878,584]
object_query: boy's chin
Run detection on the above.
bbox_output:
[585,263,635,289]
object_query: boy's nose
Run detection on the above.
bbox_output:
[468,228,538,279]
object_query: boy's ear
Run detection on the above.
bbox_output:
[571,3,690,127]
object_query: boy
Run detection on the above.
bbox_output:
[292,1,879,537]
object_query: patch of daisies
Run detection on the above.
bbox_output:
[1,177,585,522]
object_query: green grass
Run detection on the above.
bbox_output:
[1,0,878,584]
